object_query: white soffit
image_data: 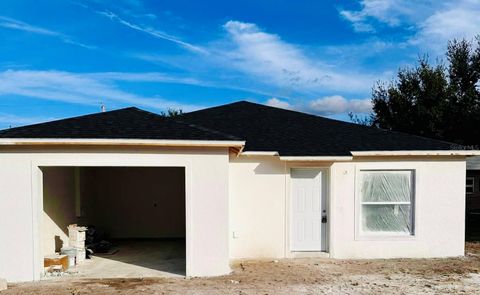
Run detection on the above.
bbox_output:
[240,151,279,156]
[239,151,353,161]
[279,156,353,161]
[351,150,480,156]
[0,138,246,148]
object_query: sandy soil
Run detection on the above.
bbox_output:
[5,243,480,295]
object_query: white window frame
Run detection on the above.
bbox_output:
[466,177,475,194]
[356,169,416,239]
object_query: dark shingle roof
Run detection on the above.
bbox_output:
[0,101,455,156]
[180,101,454,156]
[0,107,240,141]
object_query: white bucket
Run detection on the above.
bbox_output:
[61,247,77,268]
[75,248,86,263]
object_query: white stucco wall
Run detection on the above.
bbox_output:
[0,155,36,282]
[329,159,466,259]
[230,155,466,260]
[229,155,287,259]
[0,146,230,282]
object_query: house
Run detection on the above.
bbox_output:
[0,101,478,282]
[467,157,480,208]
[466,156,480,239]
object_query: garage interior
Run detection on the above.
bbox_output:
[41,166,186,278]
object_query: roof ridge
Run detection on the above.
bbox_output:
[184,100,250,115]
[185,100,360,127]
[119,107,242,140]
[174,119,241,141]
[0,107,137,134]
[186,100,456,145]
[236,101,371,128]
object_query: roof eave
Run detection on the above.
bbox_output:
[279,156,353,161]
[240,151,279,156]
[351,150,480,156]
[0,138,246,148]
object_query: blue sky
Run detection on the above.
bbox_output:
[0,0,479,129]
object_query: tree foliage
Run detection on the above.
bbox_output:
[160,108,184,117]
[361,37,480,147]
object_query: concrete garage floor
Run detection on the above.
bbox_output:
[73,239,185,278]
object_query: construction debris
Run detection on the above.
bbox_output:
[0,278,7,291]
[42,225,90,279]
[43,266,78,278]
[67,224,87,265]
[68,224,87,242]
[85,226,114,255]
[44,255,68,271]
[60,248,76,268]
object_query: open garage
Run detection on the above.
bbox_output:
[42,166,186,277]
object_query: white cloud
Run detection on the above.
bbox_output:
[339,0,420,32]
[340,12,375,32]
[129,20,394,101]
[341,1,480,53]
[96,10,206,53]
[217,20,376,95]
[308,95,372,115]
[87,72,203,85]
[0,70,204,111]
[265,98,292,110]
[0,16,95,49]
[264,95,372,116]
[0,16,58,35]
[340,0,435,29]
[411,1,480,53]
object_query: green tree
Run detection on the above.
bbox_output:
[160,108,183,117]
[442,38,480,145]
[355,37,480,147]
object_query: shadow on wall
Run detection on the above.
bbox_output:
[55,236,64,252]
[231,155,286,175]
[42,167,78,255]
[250,157,333,175]
[253,161,285,175]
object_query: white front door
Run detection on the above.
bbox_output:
[290,168,327,252]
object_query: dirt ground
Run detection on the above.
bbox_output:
[5,243,480,295]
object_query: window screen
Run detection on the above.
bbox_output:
[359,170,414,236]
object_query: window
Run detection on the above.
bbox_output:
[359,170,414,236]
[466,177,475,194]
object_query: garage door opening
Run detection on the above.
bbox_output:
[41,166,186,278]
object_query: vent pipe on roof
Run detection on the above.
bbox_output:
[101,103,106,113]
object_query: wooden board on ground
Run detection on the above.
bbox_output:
[44,255,68,271]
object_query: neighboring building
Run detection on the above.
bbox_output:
[466,157,480,240]
[0,101,478,282]
[467,156,480,211]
